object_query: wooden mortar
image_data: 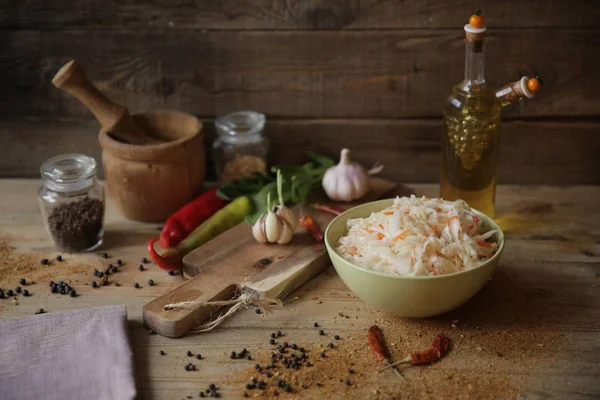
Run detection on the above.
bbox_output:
[99,110,204,222]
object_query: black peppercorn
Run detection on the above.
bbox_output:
[319,329,325,336]
[102,252,108,259]
[141,257,148,264]
[255,308,261,314]
[257,381,266,390]
[209,384,216,391]
[134,282,140,288]
[200,393,206,398]
[168,270,176,276]
[70,290,77,297]
[196,354,202,360]
[265,371,273,378]
[117,259,123,266]
[320,352,326,358]
[345,379,352,386]
[247,355,252,361]
[271,332,276,338]
[284,385,292,393]
[104,268,110,275]
[160,350,165,355]
[306,362,313,367]
[254,364,260,370]
[40,258,49,265]
[292,343,298,350]
[56,255,63,262]
[245,383,255,390]
[277,380,285,388]
[243,393,248,398]
[22,289,29,297]
[335,335,341,340]
[110,266,118,273]
[269,338,275,345]
[51,285,59,293]
[230,351,237,359]
[349,369,355,374]
[184,364,190,371]
[19,278,26,285]
[49,281,54,287]
[148,279,154,286]
[313,322,319,327]
[187,350,193,357]
[15,286,21,293]
[138,264,144,271]
[328,342,334,348]
[283,342,289,348]
[316,382,322,387]
[91,281,98,288]
[97,271,104,278]
[300,347,305,353]
[277,330,282,337]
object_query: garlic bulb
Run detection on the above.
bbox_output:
[252,170,296,245]
[322,148,374,202]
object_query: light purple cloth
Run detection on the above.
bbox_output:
[0,305,136,400]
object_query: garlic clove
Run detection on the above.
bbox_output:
[276,205,297,231]
[252,216,268,243]
[276,221,294,244]
[264,210,282,243]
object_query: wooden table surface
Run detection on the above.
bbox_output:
[1,180,599,400]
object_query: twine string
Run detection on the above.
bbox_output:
[163,288,283,333]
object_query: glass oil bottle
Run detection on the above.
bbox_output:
[440,14,541,218]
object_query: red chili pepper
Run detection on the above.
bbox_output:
[299,215,324,242]
[148,237,182,271]
[410,334,450,365]
[312,203,345,216]
[159,187,228,248]
[368,325,390,363]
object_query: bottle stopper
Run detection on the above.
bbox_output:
[464,11,486,51]
[496,76,543,104]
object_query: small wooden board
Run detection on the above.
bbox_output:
[143,178,397,338]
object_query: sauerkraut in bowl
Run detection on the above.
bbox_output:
[335,196,499,277]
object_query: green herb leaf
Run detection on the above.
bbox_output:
[217,172,273,201]
[219,151,335,223]
[307,151,335,168]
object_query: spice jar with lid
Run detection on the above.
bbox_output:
[38,154,105,252]
[213,111,269,184]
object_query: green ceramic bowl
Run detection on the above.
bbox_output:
[324,199,505,318]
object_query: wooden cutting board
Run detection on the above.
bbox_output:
[143,178,397,338]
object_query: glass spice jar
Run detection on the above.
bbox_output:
[213,111,269,184]
[38,154,105,252]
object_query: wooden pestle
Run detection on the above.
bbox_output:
[52,60,162,145]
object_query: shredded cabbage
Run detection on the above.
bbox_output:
[336,196,499,276]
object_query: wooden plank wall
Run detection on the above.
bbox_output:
[1,0,599,184]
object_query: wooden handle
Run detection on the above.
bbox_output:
[52,60,156,145]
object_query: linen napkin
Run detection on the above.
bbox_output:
[0,305,136,400]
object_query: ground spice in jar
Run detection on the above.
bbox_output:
[220,154,267,184]
[47,197,104,252]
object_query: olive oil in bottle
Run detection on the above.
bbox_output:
[440,15,500,217]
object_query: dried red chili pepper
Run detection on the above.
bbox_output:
[410,334,450,365]
[379,333,451,372]
[312,203,345,216]
[299,215,324,242]
[368,325,389,363]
